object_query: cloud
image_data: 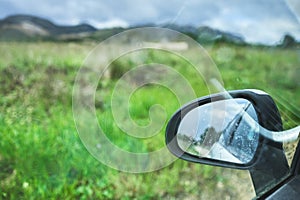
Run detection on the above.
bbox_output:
[204,8,300,44]
[286,0,300,24]
[88,18,129,29]
[191,0,300,44]
[0,0,299,44]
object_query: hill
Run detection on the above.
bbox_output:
[0,15,96,41]
[1,14,295,46]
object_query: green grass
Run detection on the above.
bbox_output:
[0,41,299,199]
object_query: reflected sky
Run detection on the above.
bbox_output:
[177,98,260,163]
[178,98,252,140]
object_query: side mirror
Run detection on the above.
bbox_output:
[177,98,259,164]
[165,89,284,169]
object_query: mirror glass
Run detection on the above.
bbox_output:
[177,98,259,164]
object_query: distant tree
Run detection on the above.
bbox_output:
[199,129,207,144]
[280,34,297,48]
[201,126,220,147]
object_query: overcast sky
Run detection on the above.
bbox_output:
[1,0,300,44]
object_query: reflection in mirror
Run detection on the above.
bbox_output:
[177,98,259,164]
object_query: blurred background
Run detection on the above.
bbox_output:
[0,0,299,199]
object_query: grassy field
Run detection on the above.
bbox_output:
[0,41,299,199]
